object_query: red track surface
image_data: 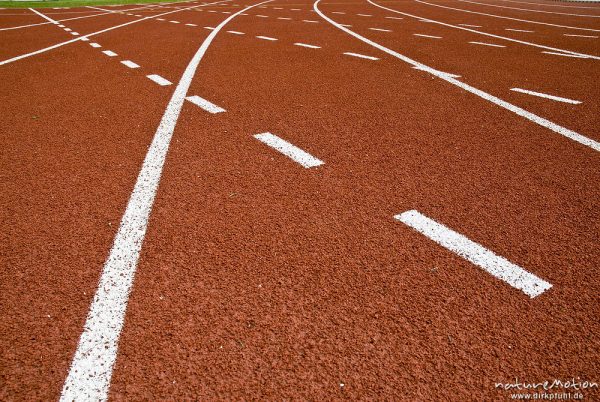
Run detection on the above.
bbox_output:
[1,0,598,400]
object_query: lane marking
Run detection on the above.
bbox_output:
[256,14,268,17]
[277,17,292,20]
[510,88,581,104]
[170,20,180,23]
[303,19,319,23]
[254,132,324,168]
[369,27,392,32]
[505,28,533,32]
[60,2,271,401]
[413,33,442,38]
[58,24,65,27]
[385,16,403,20]
[71,32,80,35]
[459,23,482,27]
[343,52,379,60]
[457,0,600,18]
[102,50,117,56]
[469,41,506,47]
[186,23,198,26]
[564,33,598,38]
[90,42,101,47]
[316,0,600,152]
[395,210,552,298]
[80,37,89,42]
[332,11,345,14]
[413,66,460,78]
[227,30,245,34]
[294,42,321,48]
[121,60,140,68]
[146,74,172,86]
[185,95,226,113]
[357,13,373,16]
[64,27,72,31]
[542,51,589,58]
[256,35,277,40]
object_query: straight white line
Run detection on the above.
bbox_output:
[395,210,552,298]
[357,13,372,16]
[413,65,461,78]
[256,14,268,17]
[102,50,117,56]
[277,17,292,20]
[343,51,379,60]
[60,2,271,401]
[294,42,321,48]
[185,95,226,113]
[469,41,506,47]
[457,0,600,18]
[291,8,301,10]
[505,28,533,32]
[332,11,345,14]
[204,26,215,30]
[414,33,442,38]
[186,23,198,26]
[459,23,481,27]
[316,0,600,152]
[80,37,89,41]
[90,42,101,47]
[254,132,324,168]
[170,20,180,23]
[542,51,589,58]
[121,60,140,68]
[369,27,392,32]
[256,35,277,40]
[303,19,319,23]
[564,33,598,38]
[227,30,245,34]
[340,23,352,27]
[146,74,172,86]
[510,88,581,104]
[157,17,165,20]
[385,16,403,20]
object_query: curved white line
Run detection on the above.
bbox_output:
[458,0,600,18]
[0,0,230,66]
[371,0,600,59]
[500,0,600,10]
[314,0,600,152]
[60,1,273,400]
[414,0,600,32]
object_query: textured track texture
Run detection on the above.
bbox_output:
[1,0,598,400]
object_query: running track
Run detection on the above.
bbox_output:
[1,0,598,400]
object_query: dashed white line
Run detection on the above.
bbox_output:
[385,16,403,20]
[71,32,80,35]
[121,60,140,68]
[505,28,533,32]
[510,88,581,104]
[80,37,89,41]
[564,33,598,38]
[395,210,552,298]
[90,42,101,48]
[413,33,442,38]
[277,17,292,20]
[256,14,268,17]
[469,41,506,47]
[541,51,589,58]
[291,8,301,10]
[332,11,345,14]
[64,27,72,31]
[204,26,215,30]
[185,95,226,113]
[102,50,117,56]
[186,23,198,26]
[369,27,392,32]
[303,19,319,23]
[294,42,321,48]
[256,35,277,40]
[156,17,165,20]
[254,132,324,168]
[170,20,180,23]
[343,52,379,60]
[227,30,245,34]
[58,24,65,27]
[146,74,172,86]
[413,66,461,78]
[357,13,372,16]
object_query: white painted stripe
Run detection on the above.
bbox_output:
[385,16,403,20]
[459,23,481,27]
[256,14,268,17]
[369,27,392,32]
[186,23,197,26]
[315,0,600,152]
[146,74,172,86]
[303,19,319,23]
[564,33,598,38]
[469,41,506,47]
[64,27,72,31]
[413,33,442,38]
[185,95,226,113]
[357,13,372,16]
[102,50,117,56]
[59,2,269,401]
[204,26,215,30]
[156,17,165,20]
[58,24,65,27]
[457,0,600,18]
[505,28,533,32]
[256,35,277,40]
[71,32,79,35]
[291,8,301,10]
[170,20,180,23]
[254,132,324,168]
[542,51,589,58]
[227,30,244,34]
[273,6,283,9]
[294,42,321,48]
[413,66,460,78]
[277,17,292,20]
[121,60,140,68]
[332,11,345,14]
[510,88,581,104]
[343,52,379,60]
[395,210,552,298]
[90,42,101,47]
[340,23,352,27]
[80,37,89,41]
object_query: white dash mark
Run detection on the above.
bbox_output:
[303,19,319,23]
[369,27,392,32]
[510,88,581,104]
[459,23,481,27]
[469,41,506,47]
[186,23,197,26]
[64,27,72,31]
[564,33,598,38]
[273,6,283,9]
[294,42,321,48]
[256,35,277,40]
[413,33,442,38]
[58,24,65,27]
[204,26,215,30]
[227,30,245,34]
[340,23,352,27]
[254,132,324,168]
[291,8,301,10]
[385,16,403,20]
[256,14,268,17]
[71,32,80,35]
[277,17,291,20]
[90,42,101,48]
[505,28,533,32]
[357,13,372,16]
[102,50,117,56]
[185,95,226,113]
[121,60,140,68]
[542,51,589,58]
[156,18,165,20]
[395,210,553,298]
[170,20,180,23]
[413,65,461,78]
[332,11,345,14]
[343,52,379,60]
[146,74,172,86]
[80,37,89,42]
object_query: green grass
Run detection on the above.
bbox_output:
[0,0,187,8]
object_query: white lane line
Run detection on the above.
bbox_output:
[340,23,352,27]
[542,51,589,58]
[121,60,140,68]
[64,27,72,31]
[457,0,600,18]
[291,8,301,10]
[102,50,118,56]
[254,132,324,168]
[204,26,215,30]
[564,33,598,38]
[510,88,581,104]
[146,74,172,86]
[303,19,319,23]
[316,0,600,152]
[71,32,80,35]
[332,11,345,14]
[186,23,198,26]
[358,13,372,16]
[385,16,403,20]
[256,14,268,17]
[59,2,270,401]
[294,42,321,48]
[277,17,292,20]
[185,95,226,113]
[343,52,379,60]
[414,33,442,38]
[273,6,283,9]
[505,28,533,32]
[413,66,460,78]
[58,24,65,27]
[395,210,552,298]
[459,23,481,27]
[170,20,180,23]
[156,17,165,20]
[469,41,506,47]
[227,30,245,34]
[369,27,392,32]
[256,35,277,40]
[90,42,101,47]
[80,37,89,41]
